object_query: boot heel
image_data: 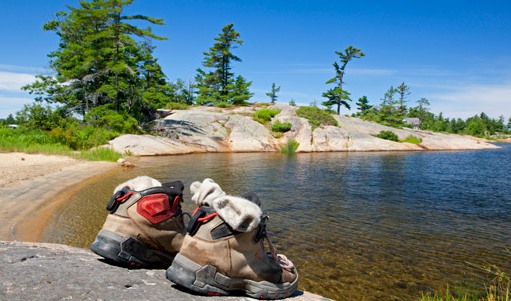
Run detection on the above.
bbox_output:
[91,229,129,265]
[166,253,229,296]
[91,229,174,268]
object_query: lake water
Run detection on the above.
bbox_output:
[43,143,511,300]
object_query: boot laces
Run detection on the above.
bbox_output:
[258,215,295,272]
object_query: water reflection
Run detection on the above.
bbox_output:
[44,145,511,300]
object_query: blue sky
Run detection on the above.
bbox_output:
[1,0,510,120]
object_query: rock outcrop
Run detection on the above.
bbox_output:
[0,241,328,301]
[108,104,498,156]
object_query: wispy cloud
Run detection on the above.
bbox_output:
[0,71,36,91]
[349,68,396,76]
[0,64,49,74]
[0,65,42,117]
[0,95,33,118]
[250,66,395,76]
[427,83,511,119]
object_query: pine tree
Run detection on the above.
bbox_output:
[355,96,372,116]
[195,24,252,105]
[137,41,175,121]
[22,0,169,121]
[322,45,364,115]
[416,97,431,127]
[396,82,410,119]
[396,82,410,110]
[266,83,280,104]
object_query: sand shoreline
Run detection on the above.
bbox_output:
[0,152,117,242]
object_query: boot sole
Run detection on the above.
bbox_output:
[90,229,174,268]
[166,253,298,299]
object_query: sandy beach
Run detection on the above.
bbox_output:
[0,152,116,242]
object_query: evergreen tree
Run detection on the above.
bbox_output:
[135,41,175,120]
[322,45,365,115]
[413,97,430,128]
[230,75,253,104]
[465,115,487,136]
[6,114,16,124]
[382,86,397,106]
[378,86,403,126]
[170,79,195,105]
[266,83,280,104]
[355,96,372,116]
[22,0,169,121]
[396,82,410,111]
[195,24,252,105]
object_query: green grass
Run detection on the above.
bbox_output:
[375,130,399,142]
[296,106,338,128]
[421,262,511,301]
[280,139,299,154]
[0,128,70,154]
[271,120,292,133]
[215,101,234,108]
[421,284,478,301]
[253,108,281,124]
[400,135,422,144]
[0,127,122,162]
[73,147,123,162]
[165,102,191,110]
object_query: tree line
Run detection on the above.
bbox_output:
[3,0,508,140]
[18,0,252,129]
[348,82,511,137]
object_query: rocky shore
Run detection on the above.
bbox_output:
[0,241,328,301]
[107,104,498,156]
[0,153,328,300]
[0,105,500,300]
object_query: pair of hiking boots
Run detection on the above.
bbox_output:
[90,176,298,299]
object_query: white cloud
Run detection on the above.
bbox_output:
[427,83,511,119]
[349,68,396,76]
[0,95,34,118]
[0,67,40,117]
[250,65,395,76]
[0,71,36,91]
[0,64,48,74]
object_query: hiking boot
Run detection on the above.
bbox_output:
[166,179,298,299]
[91,176,186,268]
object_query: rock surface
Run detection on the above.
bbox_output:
[0,241,329,301]
[108,105,498,156]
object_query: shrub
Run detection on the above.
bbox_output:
[281,139,299,154]
[272,120,292,132]
[215,101,233,108]
[0,127,71,154]
[74,147,123,162]
[48,124,119,150]
[85,105,138,133]
[16,103,73,131]
[165,102,190,110]
[400,135,422,144]
[296,106,338,128]
[253,108,281,124]
[375,130,399,141]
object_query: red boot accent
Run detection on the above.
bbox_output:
[137,194,178,224]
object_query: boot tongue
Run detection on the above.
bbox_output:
[113,176,162,193]
[190,179,262,232]
[212,195,262,232]
[190,178,226,207]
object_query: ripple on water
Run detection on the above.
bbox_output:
[43,148,511,300]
